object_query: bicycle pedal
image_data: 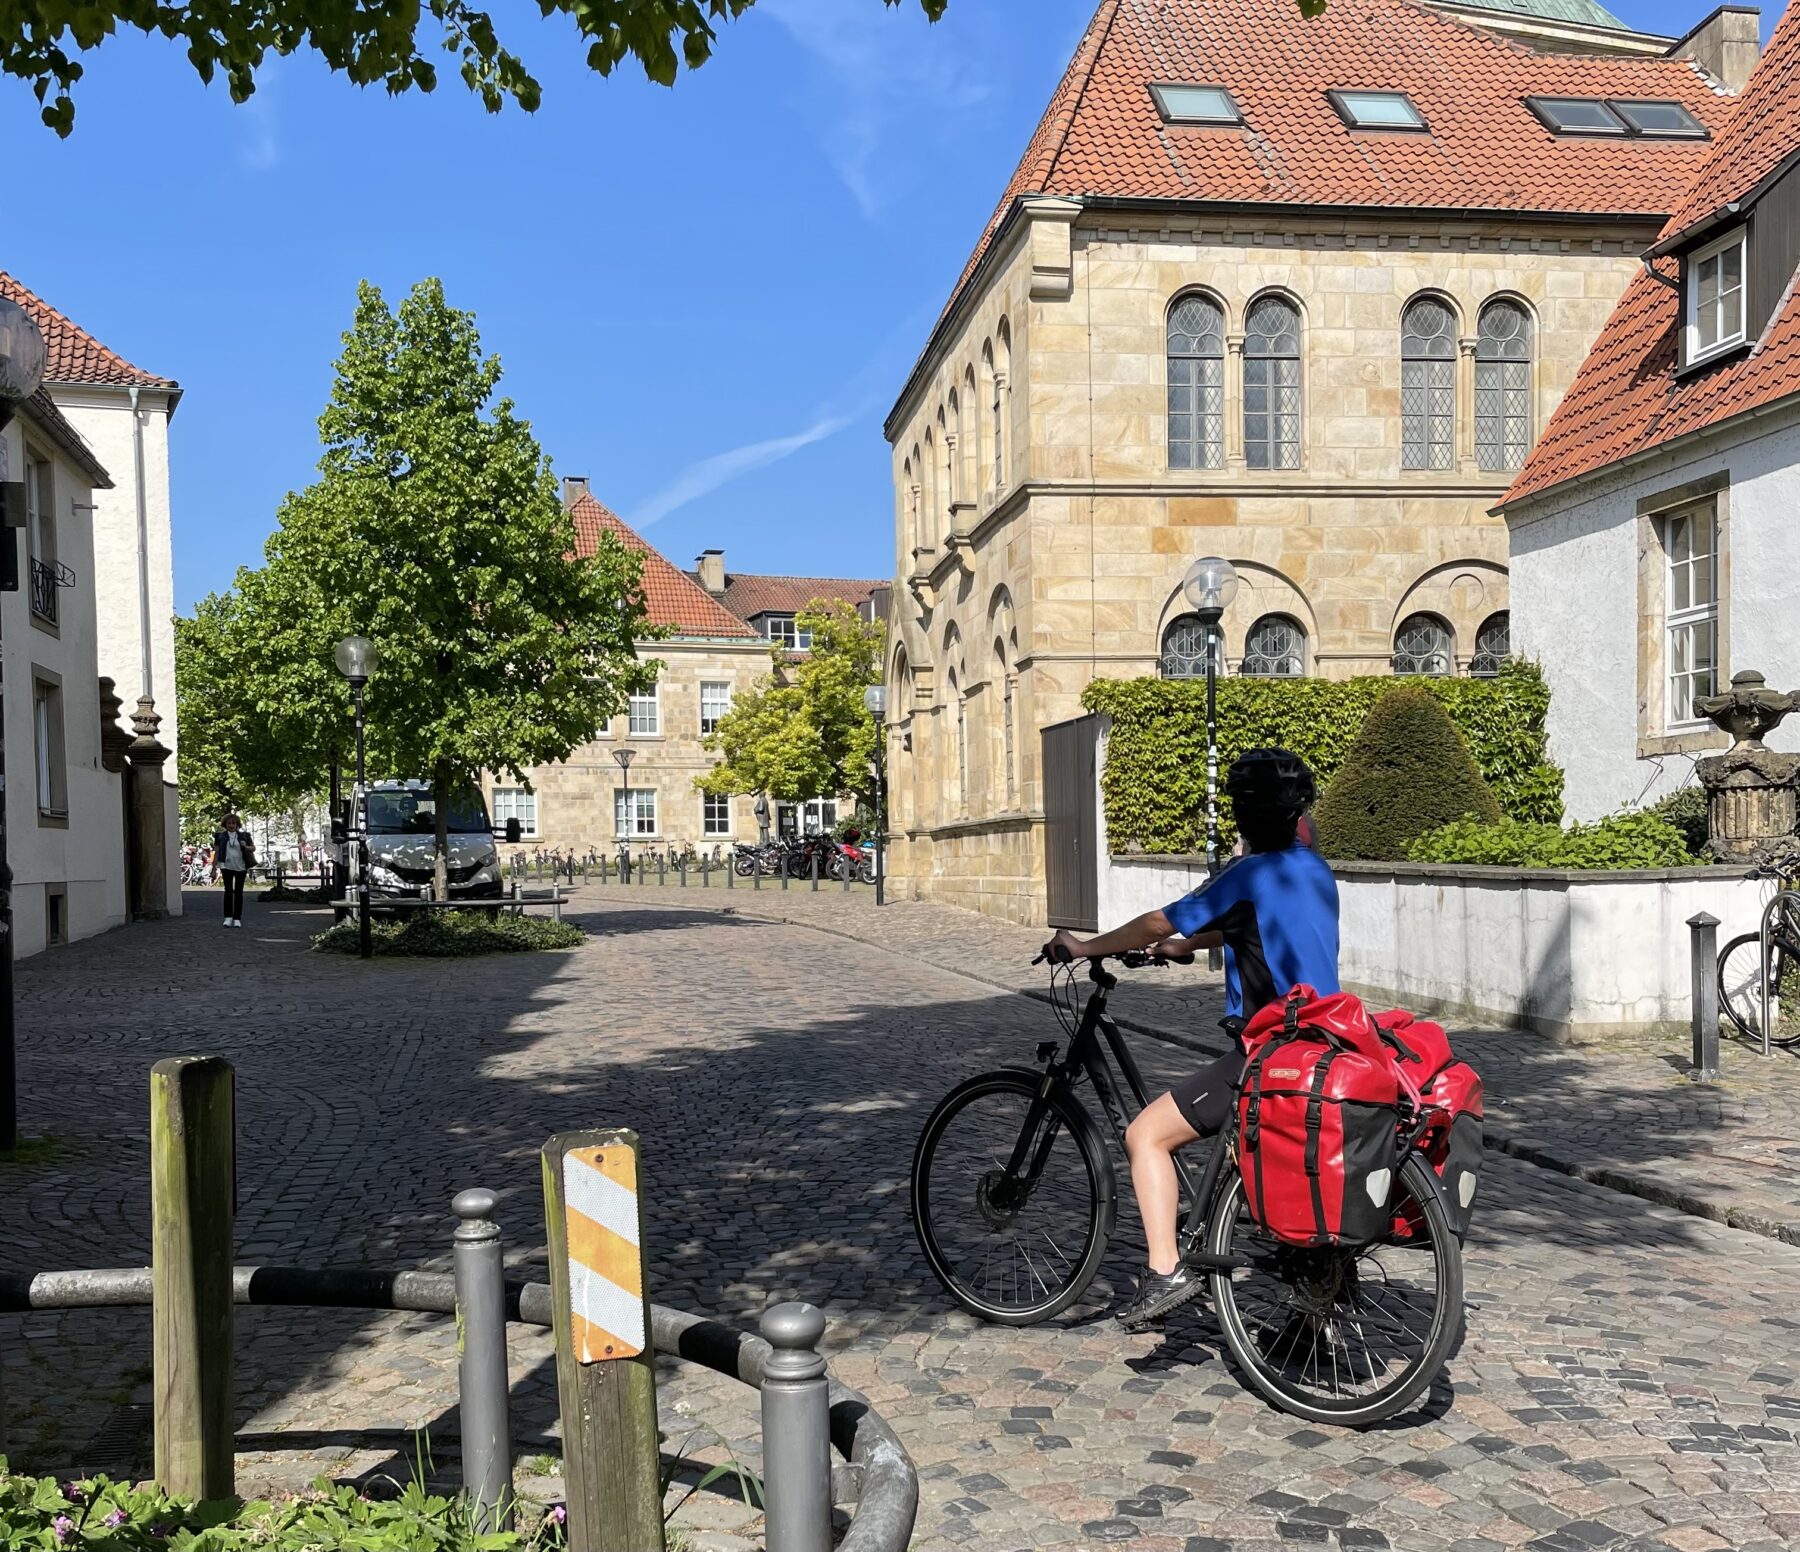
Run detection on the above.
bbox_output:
[1184,1251,1251,1272]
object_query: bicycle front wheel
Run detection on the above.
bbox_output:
[912,1071,1111,1325]
[1208,1150,1462,1426]
[1718,930,1800,1047]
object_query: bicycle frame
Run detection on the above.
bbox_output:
[1011,959,1233,1252]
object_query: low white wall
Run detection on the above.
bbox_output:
[1102,850,1764,1041]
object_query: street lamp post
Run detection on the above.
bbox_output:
[335,635,379,960]
[1181,555,1240,875]
[0,298,48,1152]
[612,747,636,879]
[863,685,887,907]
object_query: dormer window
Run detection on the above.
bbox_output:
[765,615,812,651]
[1686,227,1747,365]
[1327,90,1427,131]
[1525,96,1707,140]
[1150,84,1243,126]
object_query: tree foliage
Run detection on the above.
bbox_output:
[1083,659,1562,854]
[697,600,884,812]
[8,0,951,135]
[1312,685,1503,860]
[173,277,654,863]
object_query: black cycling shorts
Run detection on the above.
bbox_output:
[1169,1047,1246,1137]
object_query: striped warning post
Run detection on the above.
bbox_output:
[563,1144,645,1362]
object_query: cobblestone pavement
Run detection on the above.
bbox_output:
[576,876,1800,1247]
[3,889,1800,1551]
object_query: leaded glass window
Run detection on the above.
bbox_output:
[1476,301,1532,472]
[1160,613,1221,679]
[1394,613,1453,675]
[1402,297,1457,471]
[1244,295,1301,471]
[1242,614,1306,677]
[1470,612,1510,677]
[1167,294,1225,469]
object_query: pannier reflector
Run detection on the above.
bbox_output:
[1458,1172,1478,1208]
[1363,1166,1393,1207]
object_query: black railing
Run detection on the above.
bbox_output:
[28,558,57,624]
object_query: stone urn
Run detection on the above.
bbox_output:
[1694,671,1800,860]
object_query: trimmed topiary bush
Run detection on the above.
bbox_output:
[1083,658,1562,853]
[1313,686,1503,860]
[1406,810,1697,870]
[312,910,584,956]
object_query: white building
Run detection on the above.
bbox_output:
[0,272,180,772]
[1498,2,1800,820]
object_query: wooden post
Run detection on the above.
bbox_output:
[151,1056,236,1499]
[542,1131,664,1552]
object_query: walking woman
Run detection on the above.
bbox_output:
[211,814,255,928]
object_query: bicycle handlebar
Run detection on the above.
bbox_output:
[1031,948,1195,969]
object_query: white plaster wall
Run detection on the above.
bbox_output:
[51,387,179,775]
[1509,408,1800,821]
[0,412,131,957]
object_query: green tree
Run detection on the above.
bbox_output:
[698,599,885,812]
[1313,685,1504,860]
[181,276,654,886]
[10,0,950,135]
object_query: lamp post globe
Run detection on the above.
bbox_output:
[1181,555,1239,623]
[334,634,378,687]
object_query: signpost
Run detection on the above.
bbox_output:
[543,1130,663,1551]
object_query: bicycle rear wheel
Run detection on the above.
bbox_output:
[1718,929,1800,1047]
[912,1071,1111,1325]
[1207,1150,1462,1426]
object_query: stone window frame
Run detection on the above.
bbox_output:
[1636,472,1732,759]
[491,785,538,839]
[699,680,732,735]
[627,682,661,738]
[45,884,67,947]
[701,790,732,838]
[614,785,659,838]
[32,665,68,826]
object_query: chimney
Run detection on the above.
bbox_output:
[1672,6,1762,94]
[697,549,726,595]
[561,474,590,506]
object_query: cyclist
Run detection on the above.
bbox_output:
[1041,748,1338,1327]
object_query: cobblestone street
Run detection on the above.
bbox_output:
[5,889,1800,1551]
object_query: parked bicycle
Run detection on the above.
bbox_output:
[1717,850,1800,1048]
[911,951,1463,1425]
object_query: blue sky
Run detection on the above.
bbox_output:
[1,0,1740,612]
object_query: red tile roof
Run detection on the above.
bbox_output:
[0,270,178,391]
[568,491,756,639]
[693,571,885,623]
[19,389,113,489]
[1504,3,1800,506]
[936,0,1729,339]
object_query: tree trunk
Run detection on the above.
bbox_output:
[433,758,452,902]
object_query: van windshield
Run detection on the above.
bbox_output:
[365,788,492,836]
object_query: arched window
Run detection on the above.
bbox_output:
[950,673,967,814]
[1242,614,1306,677]
[1244,294,1302,470]
[994,319,1011,490]
[921,429,938,545]
[1470,611,1510,677]
[995,638,1016,808]
[1394,613,1454,675]
[962,367,978,500]
[1476,300,1532,472]
[1160,613,1220,678]
[1402,296,1457,471]
[1167,294,1225,470]
[943,394,959,506]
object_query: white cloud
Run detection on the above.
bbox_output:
[237,66,281,171]
[634,412,854,528]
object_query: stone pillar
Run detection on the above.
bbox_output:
[128,695,173,920]
[1698,748,1800,861]
[98,676,132,775]
[1456,335,1478,472]
[1225,334,1247,469]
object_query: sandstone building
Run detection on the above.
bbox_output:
[484,479,883,854]
[881,0,1758,923]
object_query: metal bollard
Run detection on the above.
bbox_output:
[727,856,734,890]
[702,857,709,888]
[760,1303,832,1552]
[1689,911,1721,1080]
[658,855,666,886]
[452,1189,515,1533]
[679,858,687,889]
[842,856,850,893]
[810,850,819,892]
[510,880,521,917]
[781,859,788,890]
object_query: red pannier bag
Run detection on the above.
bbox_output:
[1235,987,1404,1247]
[1372,1010,1484,1241]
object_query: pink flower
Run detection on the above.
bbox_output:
[105,1510,128,1529]
[52,1515,75,1543]
[548,1505,566,1525]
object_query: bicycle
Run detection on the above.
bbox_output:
[1717,852,1800,1048]
[910,951,1464,1426]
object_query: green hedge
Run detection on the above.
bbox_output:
[1082,660,1563,854]
[1404,810,1696,869]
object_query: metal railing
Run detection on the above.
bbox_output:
[0,1192,917,1552]
[28,557,57,624]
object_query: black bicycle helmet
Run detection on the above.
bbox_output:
[1225,747,1316,816]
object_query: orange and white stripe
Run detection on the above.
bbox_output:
[563,1145,645,1362]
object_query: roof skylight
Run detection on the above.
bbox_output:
[1525,96,1708,139]
[1327,90,1428,131]
[1151,84,1244,125]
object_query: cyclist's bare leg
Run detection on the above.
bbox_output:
[1125,1092,1200,1276]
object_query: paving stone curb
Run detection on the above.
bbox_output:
[586,890,1800,1250]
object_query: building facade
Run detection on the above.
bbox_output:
[0,272,181,772]
[483,480,883,855]
[881,0,1753,923]
[1500,3,1800,819]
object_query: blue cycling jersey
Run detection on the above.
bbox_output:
[1163,844,1341,1019]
